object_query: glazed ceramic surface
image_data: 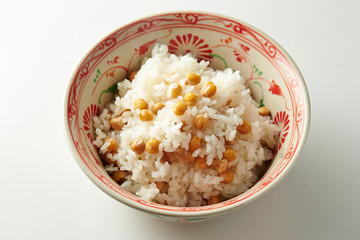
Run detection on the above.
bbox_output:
[64,11,310,223]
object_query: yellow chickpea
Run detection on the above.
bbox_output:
[258,106,270,116]
[128,70,138,81]
[146,137,160,154]
[130,138,146,154]
[220,169,234,183]
[185,73,201,85]
[216,159,228,174]
[152,102,165,114]
[139,110,153,121]
[183,92,197,106]
[195,157,208,170]
[207,195,222,205]
[201,81,217,98]
[237,120,252,134]
[223,148,237,162]
[193,113,209,130]
[109,116,124,130]
[111,170,126,182]
[170,83,182,98]
[189,135,201,152]
[173,101,188,116]
[134,98,148,110]
[106,138,118,154]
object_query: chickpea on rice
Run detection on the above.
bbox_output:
[93,44,279,207]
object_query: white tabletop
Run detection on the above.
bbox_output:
[1,1,359,239]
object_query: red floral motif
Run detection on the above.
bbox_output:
[83,104,101,140]
[135,39,158,57]
[273,111,290,150]
[240,44,250,54]
[233,50,246,63]
[269,80,283,96]
[168,34,213,62]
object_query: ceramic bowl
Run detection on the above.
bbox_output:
[64,11,310,223]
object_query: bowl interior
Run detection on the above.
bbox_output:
[65,12,309,218]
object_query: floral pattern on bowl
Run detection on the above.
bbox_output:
[64,12,310,223]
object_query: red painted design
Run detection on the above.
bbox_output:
[240,44,250,54]
[105,69,116,77]
[66,12,307,213]
[220,37,232,44]
[168,34,213,62]
[107,56,119,65]
[233,50,246,63]
[273,111,290,150]
[136,39,158,56]
[174,13,199,24]
[269,80,283,96]
[83,104,100,140]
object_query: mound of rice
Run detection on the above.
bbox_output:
[93,44,279,207]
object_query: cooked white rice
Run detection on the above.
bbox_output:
[93,44,279,207]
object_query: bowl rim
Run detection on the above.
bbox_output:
[63,10,311,218]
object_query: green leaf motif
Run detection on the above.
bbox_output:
[254,81,265,107]
[209,53,228,68]
[98,82,119,104]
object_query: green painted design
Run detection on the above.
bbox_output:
[253,65,263,76]
[98,82,119,104]
[93,69,102,83]
[254,81,265,107]
[209,53,227,68]
[148,213,167,221]
[280,148,285,158]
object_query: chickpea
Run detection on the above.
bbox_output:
[160,151,175,163]
[220,169,234,183]
[128,70,138,81]
[111,170,126,182]
[183,92,197,106]
[237,120,252,134]
[185,72,201,85]
[189,135,201,152]
[130,138,145,154]
[146,137,160,154]
[207,195,222,205]
[201,81,217,98]
[178,148,194,163]
[140,109,153,121]
[223,148,237,162]
[103,155,116,165]
[173,101,188,116]
[215,159,228,174]
[109,116,124,130]
[155,181,169,194]
[134,98,148,110]
[106,138,118,154]
[258,106,270,116]
[195,157,208,170]
[170,83,182,98]
[152,102,165,114]
[193,112,209,130]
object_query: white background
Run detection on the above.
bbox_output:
[1,0,359,239]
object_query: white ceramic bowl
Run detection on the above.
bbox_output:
[64,11,310,223]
